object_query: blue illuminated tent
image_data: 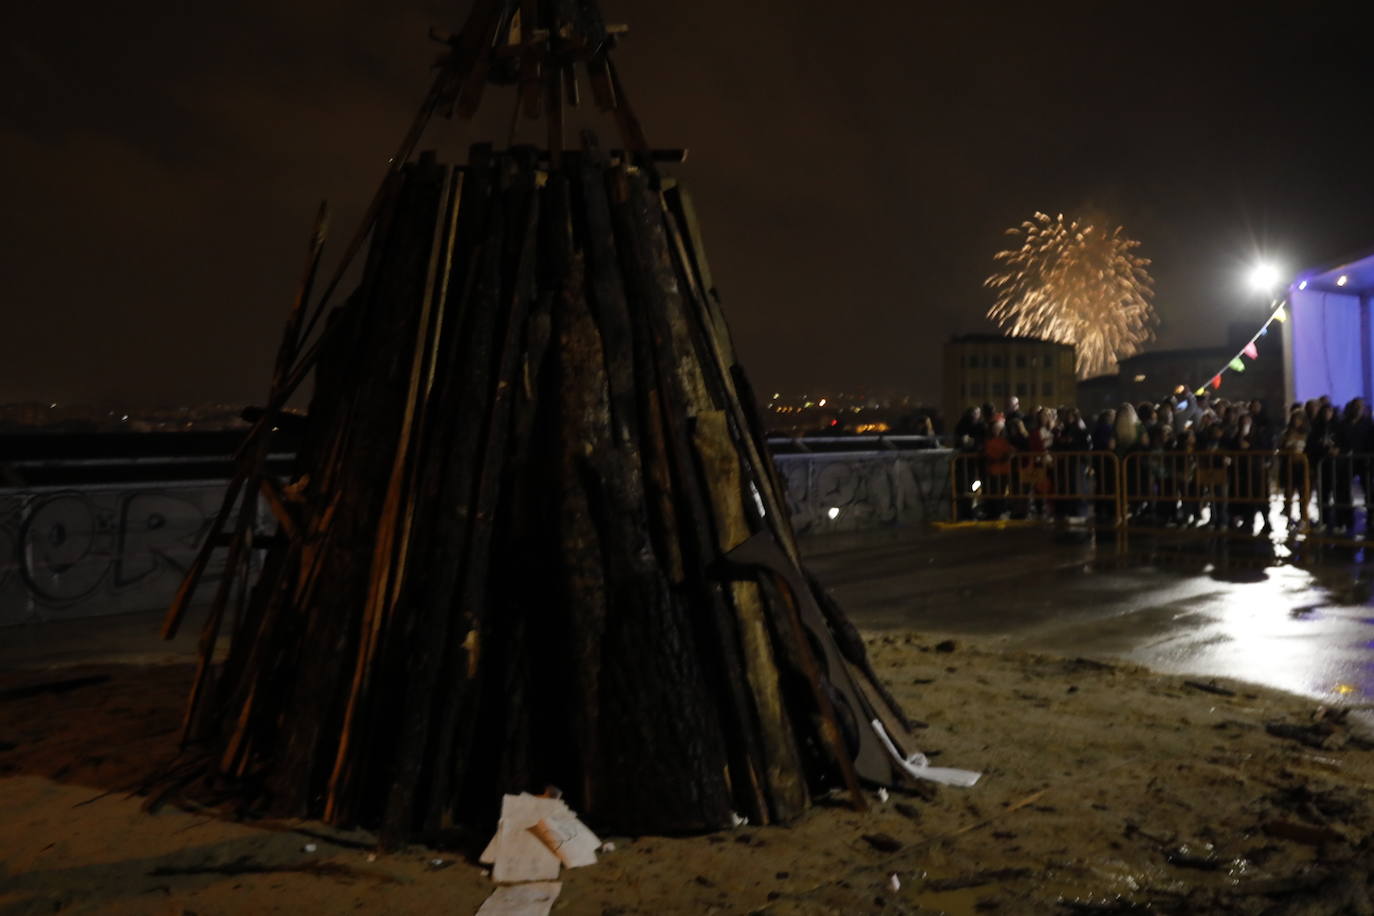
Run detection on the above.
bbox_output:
[1288,248,1374,405]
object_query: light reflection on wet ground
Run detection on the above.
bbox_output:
[805,527,1374,706]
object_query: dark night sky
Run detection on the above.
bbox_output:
[3,2,1371,406]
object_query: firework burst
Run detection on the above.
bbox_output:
[984,212,1156,378]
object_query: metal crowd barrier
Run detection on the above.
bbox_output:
[1119,450,1310,532]
[1310,454,1374,534]
[949,449,1318,536]
[949,450,1122,524]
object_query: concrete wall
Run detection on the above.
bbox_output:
[1,449,953,625]
[775,448,952,535]
[0,481,250,627]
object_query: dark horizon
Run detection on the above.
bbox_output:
[4,1,1371,406]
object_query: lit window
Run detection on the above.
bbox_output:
[1133,374,1146,383]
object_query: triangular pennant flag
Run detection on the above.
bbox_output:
[1273,304,1287,323]
[1259,326,1268,336]
[1229,357,1246,372]
[1195,387,1207,397]
[1211,374,1222,390]
[1243,341,1259,359]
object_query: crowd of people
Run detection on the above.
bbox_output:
[953,392,1374,533]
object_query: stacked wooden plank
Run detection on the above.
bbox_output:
[155,0,947,848]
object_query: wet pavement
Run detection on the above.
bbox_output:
[805,525,1374,705]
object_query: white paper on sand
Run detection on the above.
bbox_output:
[484,794,562,883]
[529,812,601,868]
[871,719,982,787]
[480,793,601,883]
[475,881,562,916]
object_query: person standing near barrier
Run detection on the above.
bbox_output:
[1055,408,1091,517]
[1115,404,1146,521]
[1227,413,1268,533]
[1308,403,1339,530]
[1027,408,1056,517]
[1005,396,1023,428]
[1175,428,1200,525]
[1331,399,1368,533]
[1200,423,1230,528]
[1006,417,1031,519]
[982,420,1013,520]
[954,406,986,521]
[1281,410,1310,525]
[1344,399,1373,536]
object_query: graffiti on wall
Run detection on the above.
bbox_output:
[774,449,952,535]
[0,451,952,625]
[0,483,240,626]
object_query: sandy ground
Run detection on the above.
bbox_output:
[4,633,1374,915]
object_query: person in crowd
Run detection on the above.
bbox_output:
[1330,399,1367,533]
[1114,403,1143,453]
[1227,412,1269,533]
[1052,407,1091,516]
[1141,424,1170,523]
[982,419,1013,520]
[982,401,998,429]
[1280,410,1310,523]
[1115,403,1146,515]
[1249,399,1274,449]
[953,406,985,520]
[1174,427,1200,525]
[1199,422,1230,528]
[1006,417,1031,518]
[1343,398,1373,534]
[1156,402,1175,434]
[1091,409,1117,523]
[1004,396,1023,428]
[1024,408,1056,515]
[1308,403,1339,530]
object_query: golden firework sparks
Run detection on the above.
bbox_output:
[984,212,1157,378]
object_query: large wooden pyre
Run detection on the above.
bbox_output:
[159,0,935,847]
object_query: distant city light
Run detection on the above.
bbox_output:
[818,398,827,407]
[121,415,129,421]
[1247,261,1281,293]
[49,403,57,409]
[772,392,780,399]
[971,480,982,492]
[1337,274,1349,287]
[1297,280,1308,290]
[827,507,841,520]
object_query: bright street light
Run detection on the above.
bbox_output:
[1247,261,1281,293]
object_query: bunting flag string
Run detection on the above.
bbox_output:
[1182,299,1287,398]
